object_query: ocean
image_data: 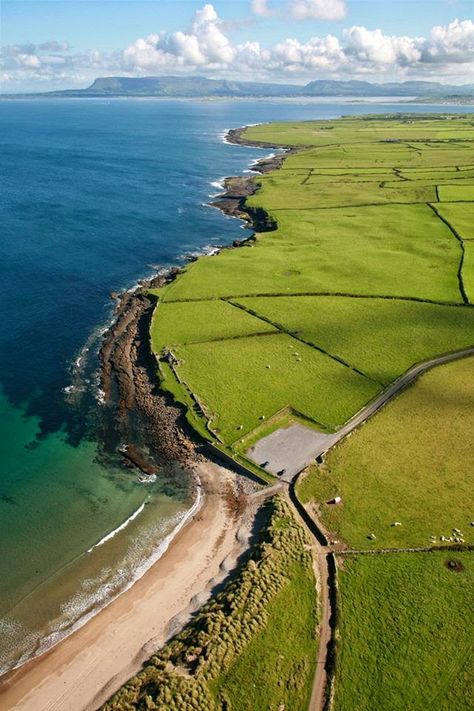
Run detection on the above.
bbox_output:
[1,97,472,674]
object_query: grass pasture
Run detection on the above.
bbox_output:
[297,356,474,549]
[243,115,474,148]
[150,299,277,352]
[160,204,462,303]
[334,551,474,711]
[246,173,437,209]
[173,333,379,442]
[434,202,474,238]
[234,296,474,384]
[151,114,473,459]
[437,184,474,201]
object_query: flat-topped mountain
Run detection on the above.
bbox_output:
[12,75,474,98]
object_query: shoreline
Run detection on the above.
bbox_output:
[0,123,278,708]
[0,459,262,711]
[0,124,286,707]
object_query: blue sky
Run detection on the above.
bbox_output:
[1,1,473,91]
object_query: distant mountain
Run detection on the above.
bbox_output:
[6,75,474,99]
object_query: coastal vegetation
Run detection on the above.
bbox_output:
[334,551,474,711]
[102,496,317,711]
[151,114,474,459]
[297,356,474,549]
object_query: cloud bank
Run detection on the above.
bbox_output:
[1,4,473,90]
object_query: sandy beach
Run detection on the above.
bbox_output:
[0,458,261,711]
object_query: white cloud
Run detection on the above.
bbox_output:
[2,5,474,91]
[424,18,474,63]
[123,3,235,71]
[251,0,274,16]
[344,26,422,67]
[291,0,347,21]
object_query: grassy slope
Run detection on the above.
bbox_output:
[335,552,474,711]
[297,356,474,549]
[235,296,474,383]
[102,496,317,711]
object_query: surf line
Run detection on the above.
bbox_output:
[87,502,147,553]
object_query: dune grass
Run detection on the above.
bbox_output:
[297,356,474,549]
[234,296,474,384]
[212,556,316,711]
[334,551,474,711]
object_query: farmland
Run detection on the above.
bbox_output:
[135,114,474,709]
[296,356,474,550]
[151,114,474,453]
[334,551,474,711]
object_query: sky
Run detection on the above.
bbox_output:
[1,0,473,92]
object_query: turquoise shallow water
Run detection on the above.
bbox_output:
[1,97,472,673]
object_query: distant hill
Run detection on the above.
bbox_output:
[6,76,474,99]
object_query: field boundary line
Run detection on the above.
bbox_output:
[428,202,469,304]
[164,292,470,307]
[337,545,474,556]
[227,299,383,386]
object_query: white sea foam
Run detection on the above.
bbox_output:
[87,502,146,553]
[2,483,204,676]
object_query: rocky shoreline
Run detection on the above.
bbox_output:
[210,125,299,231]
[99,270,195,477]
[97,124,295,482]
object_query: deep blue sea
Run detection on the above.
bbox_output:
[1,97,473,673]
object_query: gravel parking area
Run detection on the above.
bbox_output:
[246,423,337,482]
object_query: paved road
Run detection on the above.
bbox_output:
[249,346,474,483]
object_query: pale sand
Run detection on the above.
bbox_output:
[0,459,260,711]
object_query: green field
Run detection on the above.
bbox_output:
[150,299,277,352]
[151,114,474,449]
[234,296,474,384]
[102,496,317,711]
[160,204,462,303]
[438,184,474,201]
[434,201,474,238]
[334,552,474,711]
[174,333,379,442]
[297,356,474,549]
[243,115,474,148]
